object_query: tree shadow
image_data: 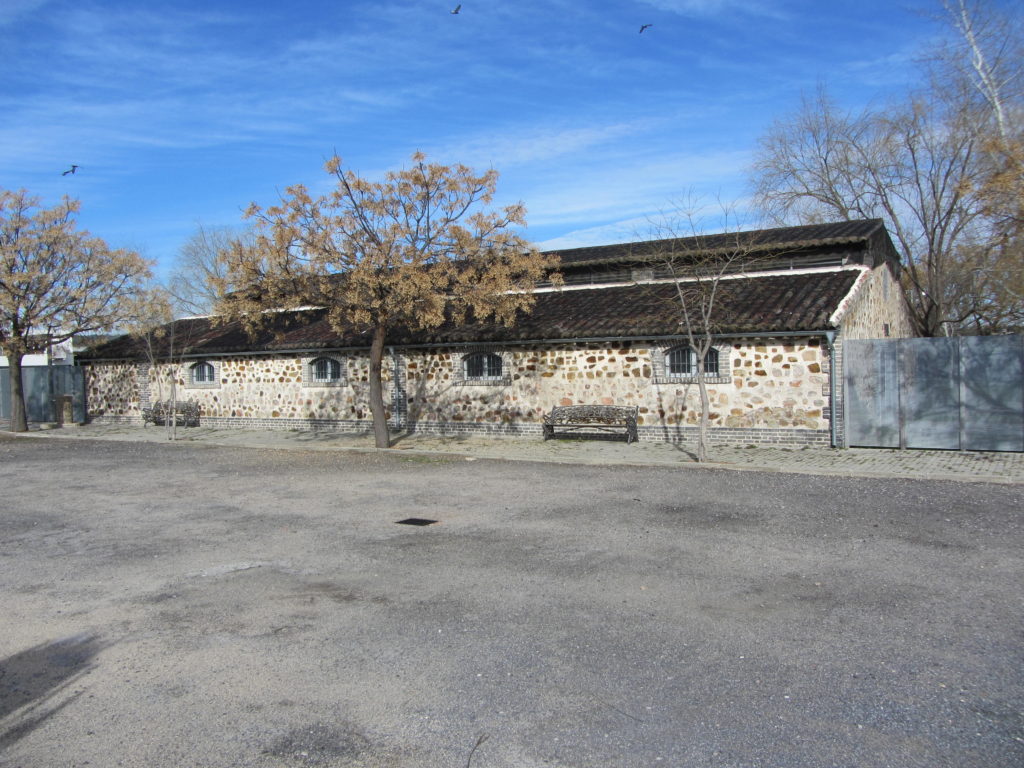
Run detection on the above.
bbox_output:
[391,365,462,446]
[0,633,111,753]
[544,430,633,443]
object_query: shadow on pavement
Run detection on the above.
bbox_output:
[0,633,110,752]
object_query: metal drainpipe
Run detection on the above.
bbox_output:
[388,346,403,430]
[824,331,837,448]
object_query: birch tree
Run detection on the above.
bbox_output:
[0,189,151,431]
[935,0,1024,329]
[218,152,558,448]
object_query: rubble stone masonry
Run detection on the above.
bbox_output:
[82,265,910,447]
[84,337,832,446]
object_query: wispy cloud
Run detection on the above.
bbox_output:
[1,0,936,270]
[516,147,752,233]
[0,0,48,26]
[431,121,649,170]
[535,193,761,250]
[0,4,434,178]
[636,0,787,19]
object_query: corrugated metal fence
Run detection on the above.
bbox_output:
[844,335,1024,451]
[0,365,86,424]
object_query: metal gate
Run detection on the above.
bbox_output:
[0,365,86,424]
[844,336,1024,451]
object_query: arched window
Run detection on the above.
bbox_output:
[667,345,719,377]
[464,352,503,380]
[312,357,342,383]
[302,355,345,387]
[190,361,216,385]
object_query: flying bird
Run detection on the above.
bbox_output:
[639,24,652,33]
[451,4,461,13]
[62,164,79,176]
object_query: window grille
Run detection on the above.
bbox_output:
[313,357,342,382]
[464,352,503,380]
[652,343,730,384]
[302,355,346,387]
[667,346,719,377]
[192,362,215,384]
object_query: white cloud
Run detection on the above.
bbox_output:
[519,148,752,227]
[635,0,785,19]
[0,0,48,26]
[430,121,649,170]
[534,193,761,250]
[535,217,656,250]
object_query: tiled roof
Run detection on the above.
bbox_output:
[83,269,860,360]
[548,219,886,267]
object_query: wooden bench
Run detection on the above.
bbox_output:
[543,405,639,443]
[142,400,201,428]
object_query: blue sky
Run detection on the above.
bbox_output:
[2,0,955,279]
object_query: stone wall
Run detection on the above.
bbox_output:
[84,362,142,421]
[829,263,915,447]
[835,265,915,340]
[84,336,833,446]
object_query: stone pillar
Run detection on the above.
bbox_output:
[138,362,151,411]
[59,395,75,426]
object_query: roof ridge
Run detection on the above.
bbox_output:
[543,219,885,264]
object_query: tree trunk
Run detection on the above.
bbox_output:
[696,373,710,463]
[6,351,29,432]
[168,373,178,442]
[367,324,391,448]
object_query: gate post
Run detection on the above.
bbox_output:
[59,394,75,426]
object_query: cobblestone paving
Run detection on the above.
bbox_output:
[11,421,1023,484]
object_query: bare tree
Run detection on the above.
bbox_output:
[218,152,559,448]
[124,288,192,440]
[751,1,1022,335]
[0,189,151,431]
[643,203,764,462]
[752,87,990,335]
[932,0,1024,330]
[165,224,250,316]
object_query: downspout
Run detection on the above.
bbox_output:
[388,345,404,431]
[824,330,837,449]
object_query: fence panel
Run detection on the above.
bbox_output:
[901,338,960,450]
[844,336,1023,451]
[0,365,86,423]
[960,336,1024,452]
[844,340,900,448]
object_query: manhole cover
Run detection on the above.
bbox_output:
[395,518,438,526]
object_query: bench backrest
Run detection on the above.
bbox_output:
[547,405,638,424]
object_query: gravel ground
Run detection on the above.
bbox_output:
[1,435,1022,768]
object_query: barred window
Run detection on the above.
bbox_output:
[302,355,346,387]
[312,357,343,383]
[191,361,216,384]
[667,346,719,377]
[464,352,503,380]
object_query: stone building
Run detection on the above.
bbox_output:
[80,219,913,447]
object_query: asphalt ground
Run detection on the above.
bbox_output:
[1,435,1022,767]
[13,421,1024,484]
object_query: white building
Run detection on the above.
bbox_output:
[0,338,75,367]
